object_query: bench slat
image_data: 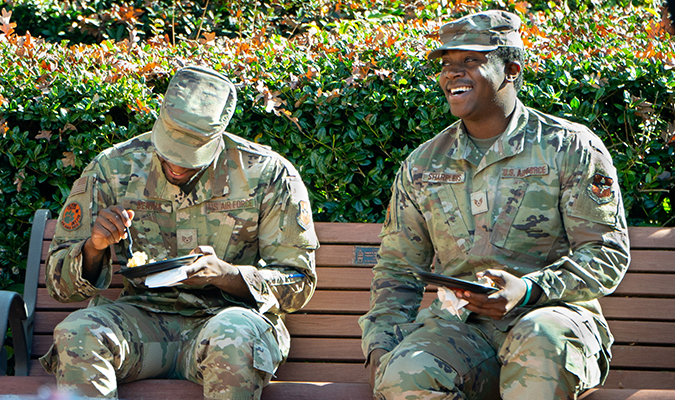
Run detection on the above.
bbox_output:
[629,251,675,272]
[43,220,383,244]
[581,389,675,400]
[24,360,675,390]
[600,297,675,321]
[0,376,374,400]
[602,370,675,390]
[34,312,675,346]
[31,336,368,364]
[40,241,675,273]
[37,289,122,310]
[37,261,675,297]
[34,312,364,338]
[32,333,675,370]
[606,320,675,345]
[611,273,675,297]
[628,227,675,249]
[39,240,675,274]
[610,346,675,369]
[36,289,675,321]
[38,265,374,289]
[39,244,381,273]
[25,359,371,383]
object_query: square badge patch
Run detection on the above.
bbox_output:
[470,190,488,215]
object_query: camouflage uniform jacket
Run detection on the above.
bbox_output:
[46,131,319,357]
[360,100,630,363]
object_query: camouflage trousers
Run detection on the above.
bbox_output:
[374,306,606,400]
[40,302,282,400]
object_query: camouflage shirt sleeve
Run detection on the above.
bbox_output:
[241,157,319,315]
[525,128,630,305]
[358,164,431,356]
[46,157,115,303]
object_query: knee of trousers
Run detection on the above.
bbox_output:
[377,350,500,399]
[195,307,282,376]
[500,307,604,392]
[200,307,263,344]
[502,308,596,363]
[53,308,117,351]
[377,349,471,397]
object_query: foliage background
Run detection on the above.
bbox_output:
[0,0,673,317]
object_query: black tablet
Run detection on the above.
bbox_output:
[116,254,201,279]
[410,270,498,294]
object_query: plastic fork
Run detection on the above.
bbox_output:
[124,225,133,260]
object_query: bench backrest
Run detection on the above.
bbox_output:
[25,210,675,389]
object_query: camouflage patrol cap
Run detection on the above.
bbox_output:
[428,10,523,60]
[152,65,237,168]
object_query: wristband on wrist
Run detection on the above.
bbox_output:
[519,278,532,307]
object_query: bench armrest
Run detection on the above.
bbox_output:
[0,291,29,376]
[0,209,50,376]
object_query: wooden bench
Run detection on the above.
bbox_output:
[1,209,674,399]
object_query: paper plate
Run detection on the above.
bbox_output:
[411,270,498,294]
[116,254,201,279]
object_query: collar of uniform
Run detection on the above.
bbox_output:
[446,100,529,169]
[446,122,474,162]
[474,99,529,172]
[498,99,529,157]
[464,99,528,173]
[145,154,168,200]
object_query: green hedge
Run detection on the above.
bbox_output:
[0,2,673,296]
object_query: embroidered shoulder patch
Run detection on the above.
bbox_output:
[588,174,614,204]
[61,202,83,231]
[297,200,312,231]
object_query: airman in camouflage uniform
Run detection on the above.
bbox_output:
[40,66,319,400]
[359,10,630,400]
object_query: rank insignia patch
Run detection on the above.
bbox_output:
[588,174,614,204]
[297,200,312,231]
[177,229,198,250]
[62,202,83,231]
[470,190,488,215]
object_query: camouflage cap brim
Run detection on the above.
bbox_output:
[428,43,498,60]
[152,118,225,169]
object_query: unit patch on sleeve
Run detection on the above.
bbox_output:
[297,200,312,231]
[61,202,83,231]
[588,174,615,204]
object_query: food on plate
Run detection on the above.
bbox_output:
[127,251,155,268]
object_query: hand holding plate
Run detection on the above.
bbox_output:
[456,269,527,320]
